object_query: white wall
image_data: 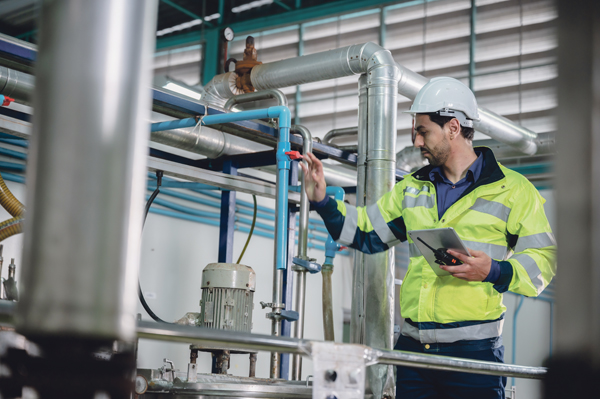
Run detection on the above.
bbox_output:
[136,190,355,380]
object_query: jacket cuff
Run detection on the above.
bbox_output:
[492,261,513,293]
[310,195,331,209]
[483,259,501,283]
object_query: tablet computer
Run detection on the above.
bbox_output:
[408,227,471,277]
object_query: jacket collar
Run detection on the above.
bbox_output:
[412,147,505,192]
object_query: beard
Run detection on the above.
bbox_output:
[422,137,451,166]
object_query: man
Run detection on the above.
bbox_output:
[300,77,556,399]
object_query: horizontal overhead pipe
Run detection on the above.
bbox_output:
[248,42,537,155]
[323,127,358,145]
[0,43,539,154]
[0,66,34,105]
[224,89,288,110]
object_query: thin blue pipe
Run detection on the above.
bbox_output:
[0,162,26,172]
[0,138,28,148]
[0,147,26,160]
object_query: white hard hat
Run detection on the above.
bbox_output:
[405,77,480,127]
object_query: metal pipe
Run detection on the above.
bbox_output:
[151,126,268,158]
[372,348,546,380]
[292,125,312,259]
[248,42,536,154]
[224,89,288,111]
[290,125,312,380]
[323,127,358,145]
[0,307,549,380]
[134,321,546,380]
[17,0,158,341]
[0,66,35,105]
[202,72,244,108]
[396,146,428,173]
[351,74,368,344]
[364,50,399,399]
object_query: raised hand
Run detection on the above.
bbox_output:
[299,152,327,203]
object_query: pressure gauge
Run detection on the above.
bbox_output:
[223,27,235,42]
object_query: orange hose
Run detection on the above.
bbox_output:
[0,171,24,217]
[0,216,23,242]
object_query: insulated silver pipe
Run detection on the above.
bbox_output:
[224,89,288,110]
[290,124,312,380]
[363,53,399,399]
[17,0,158,341]
[248,42,537,154]
[351,75,368,344]
[203,72,243,108]
[151,126,267,158]
[0,66,34,105]
[323,127,358,145]
[135,321,547,380]
[293,125,312,258]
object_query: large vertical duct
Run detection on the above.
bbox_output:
[350,75,368,344]
[362,51,399,399]
[17,0,158,344]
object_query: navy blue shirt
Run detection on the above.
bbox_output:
[429,153,500,283]
[429,153,484,219]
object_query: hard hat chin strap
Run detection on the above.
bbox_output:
[436,108,474,128]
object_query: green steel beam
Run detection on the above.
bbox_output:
[296,0,302,9]
[218,0,224,25]
[156,0,412,50]
[161,0,201,20]
[202,28,220,85]
[274,1,293,11]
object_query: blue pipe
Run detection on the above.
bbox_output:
[0,147,26,160]
[0,138,28,148]
[191,106,293,271]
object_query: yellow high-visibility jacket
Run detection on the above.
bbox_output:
[315,147,556,343]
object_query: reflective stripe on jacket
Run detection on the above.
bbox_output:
[316,147,556,343]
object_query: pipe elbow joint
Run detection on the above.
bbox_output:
[325,186,345,202]
[268,106,291,129]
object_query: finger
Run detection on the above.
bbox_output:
[446,250,471,263]
[441,265,469,274]
[299,162,309,175]
[467,248,485,257]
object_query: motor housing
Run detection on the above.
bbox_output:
[199,263,256,332]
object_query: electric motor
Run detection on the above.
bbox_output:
[199,263,255,332]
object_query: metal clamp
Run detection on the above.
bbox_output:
[292,257,321,274]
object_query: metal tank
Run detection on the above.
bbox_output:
[199,263,256,332]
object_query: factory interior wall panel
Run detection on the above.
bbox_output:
[136,190,353,380]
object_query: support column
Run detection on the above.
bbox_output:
[218,160,237,263]
[545,1,600,397]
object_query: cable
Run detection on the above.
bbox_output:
[236,194,257,264]
[138,170,169,323]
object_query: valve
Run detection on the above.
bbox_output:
[285,151,303,160]
[293,257,321,274]
[0,95,14,107]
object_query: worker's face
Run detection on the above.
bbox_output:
[413,114,451,167]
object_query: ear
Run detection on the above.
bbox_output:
[448,118,461,139]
